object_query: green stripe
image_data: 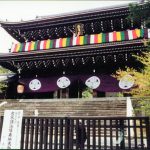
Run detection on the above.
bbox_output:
[50,40,54,48]
[120,31,125,40]
[19,44,23,52]
[66,38,70,46]
[102,33,106,43]
[83,35,88,44]
[140,29,144,37]
[34,41,38,50]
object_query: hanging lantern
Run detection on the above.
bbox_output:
[17,84,24,93]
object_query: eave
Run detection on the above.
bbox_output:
[0,40,146,74]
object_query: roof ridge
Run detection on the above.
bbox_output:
[0,2,136,25]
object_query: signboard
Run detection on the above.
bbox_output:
[0,110,23,149]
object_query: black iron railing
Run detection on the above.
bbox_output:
[0,116,150,150]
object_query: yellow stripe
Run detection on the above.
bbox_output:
[16,43,20,52]
[98,33,102,43]
[46,39,50,49]
[31,42,35,50]
[116,32,121,41]
[62,38,67,47]
[79,36,84,45]
[97,34,101,43]
[135,29,140,38]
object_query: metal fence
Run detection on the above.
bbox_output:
[0,116,150,150]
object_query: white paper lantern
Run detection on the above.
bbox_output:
[29,79,41,91]
[57,76,71,89]
[119,75,134,89]
[85,76,100,89]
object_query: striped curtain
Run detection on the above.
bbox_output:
[11,28,149,53]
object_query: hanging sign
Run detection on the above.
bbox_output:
[119,75,134,89]
[29,79,41,91]
[0,110,23,149]
[57,76,71,88]
[85,76,100,89]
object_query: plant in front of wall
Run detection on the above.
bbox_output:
[82,87,93,98]
[0,66,10,97]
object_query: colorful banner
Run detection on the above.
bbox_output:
[11,28,148,53]
[0,110,23,149]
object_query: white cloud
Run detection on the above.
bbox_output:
[0,1,136,53]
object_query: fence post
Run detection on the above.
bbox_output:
[69,118,74,150]
[0,116,3,141]
[146,117,150,149]
[120,119,125,149]
[20,118,25,149]
[64,117,70,150]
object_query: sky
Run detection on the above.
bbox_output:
[0,1,136,53]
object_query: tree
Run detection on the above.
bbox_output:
[82,87,93,98]
[0,66,10,93]
[114,1,150,116]
[115,52,150,95]
[114,51,150,116]
[128,0,150,28]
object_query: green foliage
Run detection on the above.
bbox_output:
[125,1,150,93]
[113,1,150,116]
[0,66,10,92]
[82,87,93,98]
[128,0,150,28]
[133,97,150,116]
[115,51,150,96]
[116,92,124,97]
[0,83,7,93]
[0,66,10,74]
[114,50,150,116]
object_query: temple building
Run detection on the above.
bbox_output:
[0,3,149,99]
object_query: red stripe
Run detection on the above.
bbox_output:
[132,30,137,39]
[76,36,80,45]
[28,42,32,51]
[59,38,63,47]
[13,44,17,52]
[43,40,47,49]
[113,31,117,41]
[94,34,98,43]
